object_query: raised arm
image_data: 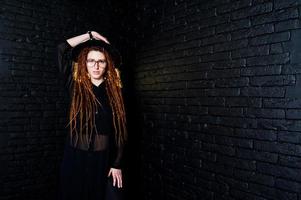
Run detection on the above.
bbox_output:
[67,31,110,47]
[57,31,110,92]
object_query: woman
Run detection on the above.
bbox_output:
[57,31,127,200]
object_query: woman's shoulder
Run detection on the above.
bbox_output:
[57,40,73,52]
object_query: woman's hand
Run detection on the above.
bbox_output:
[107,168,122,188]
[91,31,110,44]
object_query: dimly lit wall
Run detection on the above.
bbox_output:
[0,0,138,199]
[2,0,301,200]
[135,0,301,199]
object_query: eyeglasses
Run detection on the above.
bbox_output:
[86,59,107,67]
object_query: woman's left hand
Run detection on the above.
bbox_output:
[91,31,110,44]
[108,168,123,188]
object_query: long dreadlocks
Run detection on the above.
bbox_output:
[68,46,127,147]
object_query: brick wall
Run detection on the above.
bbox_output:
[135,0,301,199]
[0,0,137,199]
[2,0,301,199]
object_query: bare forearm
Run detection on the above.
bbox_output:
[66,31,110,47]
[66,33,90,47]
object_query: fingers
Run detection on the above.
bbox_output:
[107,169,112,177]
[91,31,110,44]
[109,168,123,188]
[113,174,116,187]
[114,172,122,188]
[96,35,110,44]
[98,35,109,43]
[101,37,110,44]
[118,174,123,188]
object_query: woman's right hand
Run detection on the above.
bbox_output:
[91,31,110,44]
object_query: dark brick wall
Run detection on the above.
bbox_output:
[0,0,138,199]
[135,0,301,199]
[3,0,301,199]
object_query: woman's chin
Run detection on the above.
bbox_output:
[91,74,101,79]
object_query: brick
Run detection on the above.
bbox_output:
[250,31,290,45]
[200,0,231,9]
[285,120,301,132]
[215,175,248,191]
[215,136,253,148]
[184,27,215,41]
[279,155,301,168]
[247,53,289,66]
[207,68,240,79]
[186,6,216,20]
[275,19,301,32]
[249,183,298,200]
[231,3,273,20]
[231,23,274,40]
[218,116,257,128]
[237,148,278,163]
[275,178,301,193]
[230,189,267,200]
[216,18,251,33]
[232,45,269,58]
[278,131,301,144]
[257,162,301,181]
[198,14,230,29]
[225,97,262,108]
[211,59,246,69]
[188,97,225,106]
[286,109,301,119]
[250,75,296,86]
[274,0,301,10]
[234,169,275,186]
[207,88,240,97]
[187,80,214,88]
[202,143,235,156]
[234,128,277,141]
[270,43,283,54]
[201,34,230,46]
[241,87,285,97]
[255,140,301,156]
[217,155,256,171]
[263,98,301,108]
[216,0,252,14]
[252,7,299,25]
[202,161,234,176]
[215,77,249,88]
[245,108,285,119]
[201,52,231,62]
[203,124,234,135]
[213,39,248,52]
[208,107,243,117]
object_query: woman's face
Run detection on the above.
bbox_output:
[86,50,107,81]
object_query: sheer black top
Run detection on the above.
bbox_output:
[57,41,123,169]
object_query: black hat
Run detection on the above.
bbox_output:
[71,39,122,67]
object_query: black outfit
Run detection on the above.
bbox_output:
[57,41,124,200]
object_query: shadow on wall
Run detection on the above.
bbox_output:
[0,0,143,199]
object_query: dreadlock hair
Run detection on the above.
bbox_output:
[68,46,127,148]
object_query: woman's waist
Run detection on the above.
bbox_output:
[65,142,109,153]
[66,132,110,152]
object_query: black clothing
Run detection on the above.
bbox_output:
[57,41,123,200]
